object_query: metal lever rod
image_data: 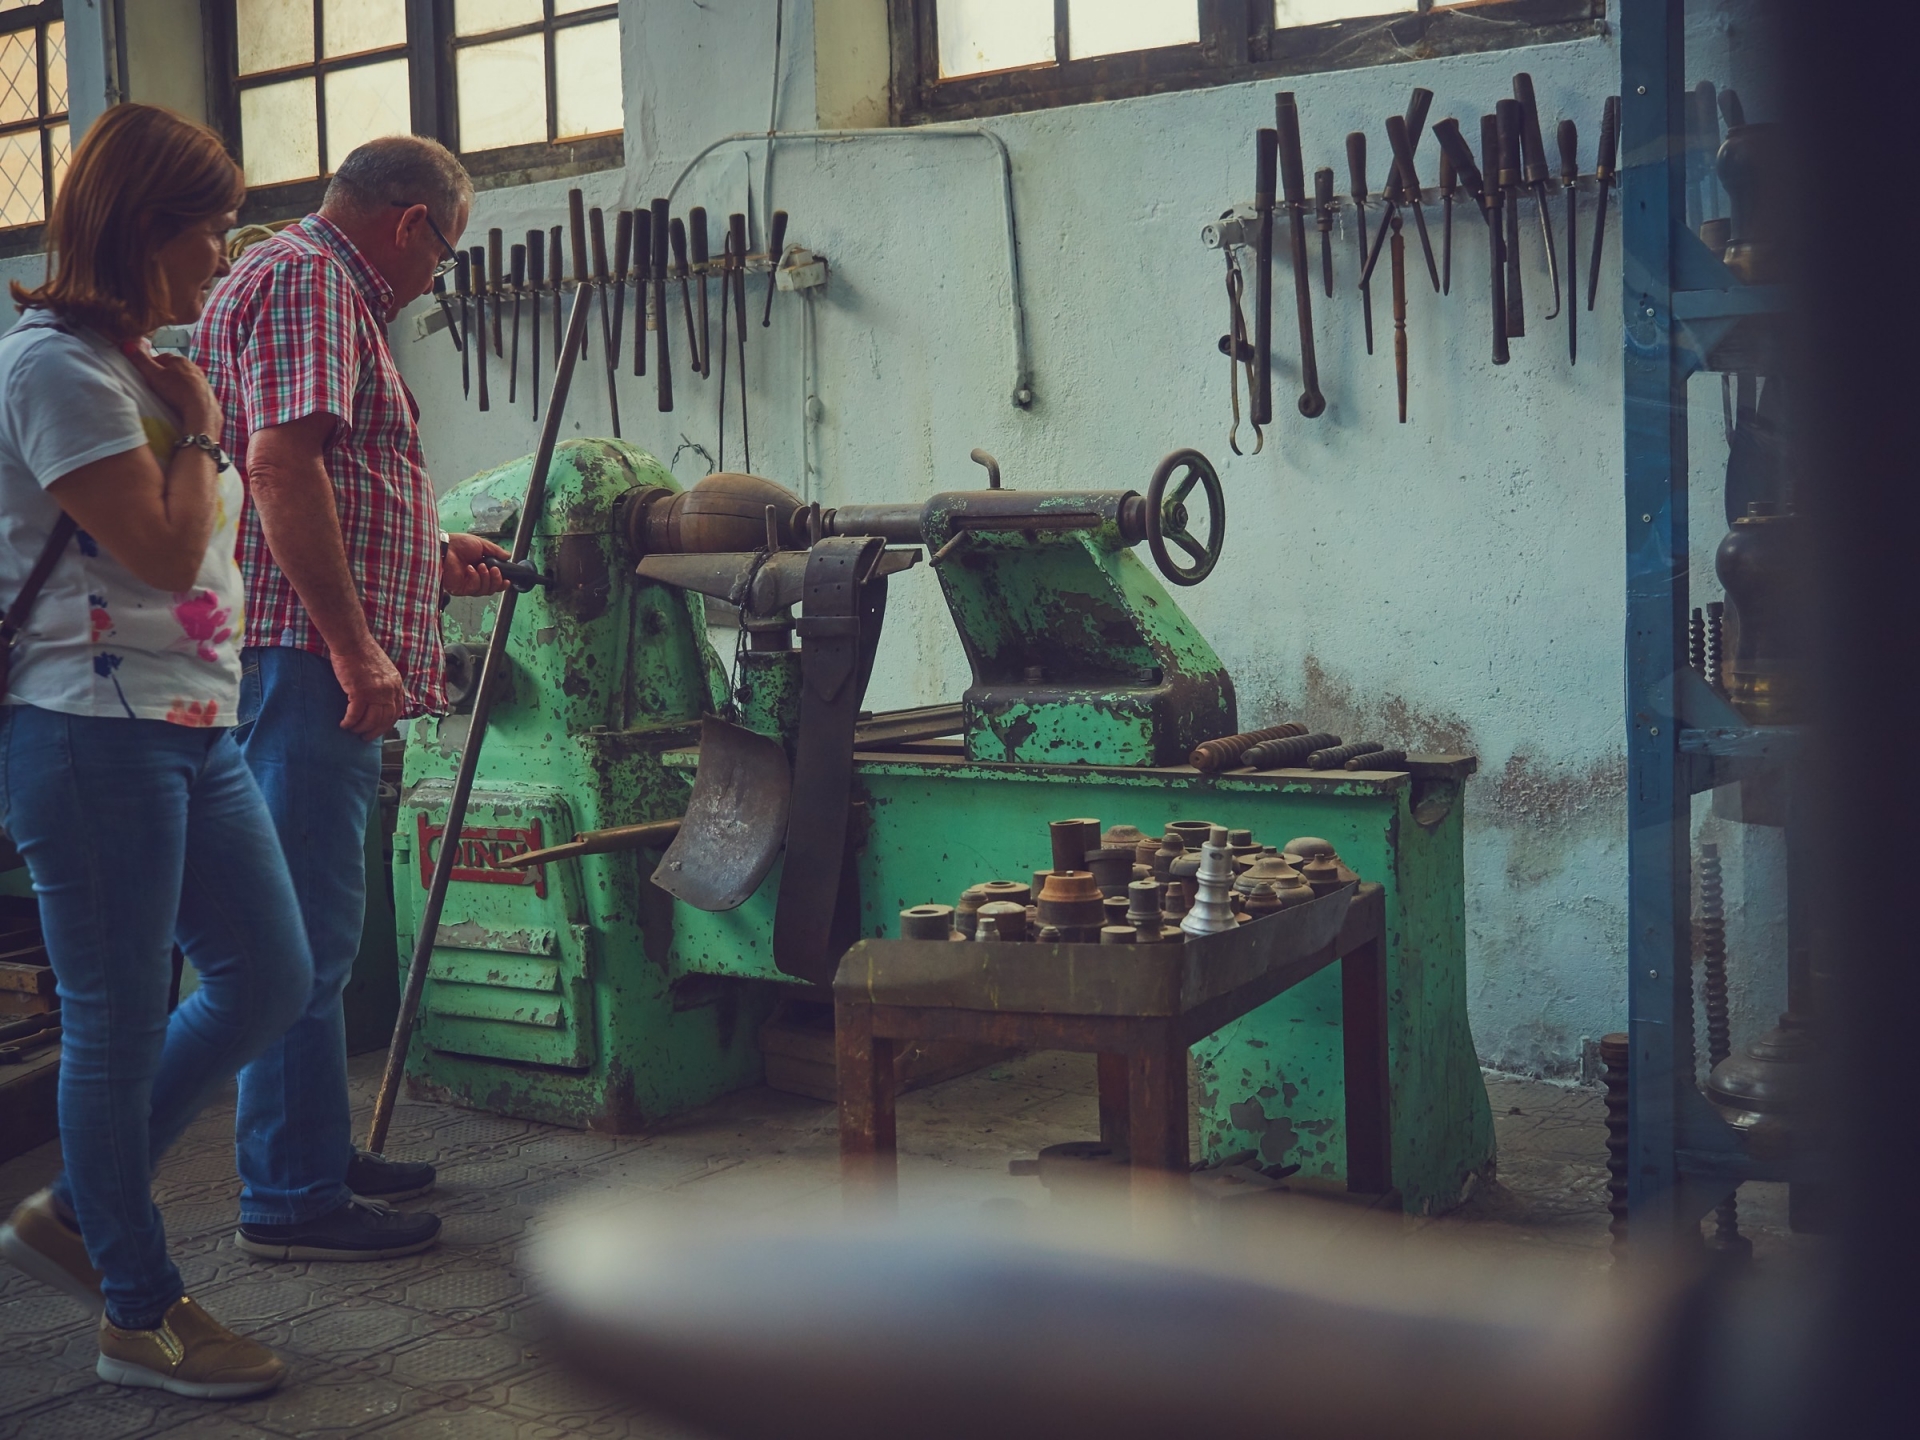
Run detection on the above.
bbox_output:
[365,274,597,1156]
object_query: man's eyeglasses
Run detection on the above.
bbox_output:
[395,202,459,278]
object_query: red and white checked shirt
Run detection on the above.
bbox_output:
[193,214,446,714]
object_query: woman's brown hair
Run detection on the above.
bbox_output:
[11,104,244,338]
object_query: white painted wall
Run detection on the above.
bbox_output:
[12,0,1790,1078]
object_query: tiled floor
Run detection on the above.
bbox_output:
[0,1053,1804,1438]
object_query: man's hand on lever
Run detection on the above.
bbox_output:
[440,532,512,597]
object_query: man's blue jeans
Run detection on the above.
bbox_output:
[0,706,311,1329]
[232,647,384,1226]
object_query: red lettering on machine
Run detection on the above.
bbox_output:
[416,814,548,899]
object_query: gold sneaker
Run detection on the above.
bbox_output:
[0,1187,103,1313]
[95,1295,286,1399]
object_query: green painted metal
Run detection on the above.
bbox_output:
[394,440,768,1130]
[397,445,1489,1211]
[926,510,1234,766]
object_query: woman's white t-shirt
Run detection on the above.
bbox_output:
[0,309,244,726]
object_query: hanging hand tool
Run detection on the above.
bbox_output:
[568,189,590,373]
[1687,80,1718,236]
[1345,133,1375,356]
[1718,87,1745,132]
[653,199,674,413]
[367,233,597,1158]
[1391,211,1407,423]
[1380,111,1440,292]
[451,256,472,399]
[689,206,711,378]
[1439,148,1456,295]
[470,244,490,410]
[609,208,634,364]
[1480,113,1509,366]
[1376,88,1439,293]
[1275,93,1325,419]
[1496,98,1526,338]
[1218,232,1260,456]
[1586,95,1618,312]
[716,231,731,470]
[730,212,751,466]
[527,230,544,420]
[631,212,650,378]
[1432,118,1489,216]
[549,226,563,365]
[762,209,788,326]
[1560,118,1578,366]
[671,217,699,367]
[1252,127,1276,425]
[1313,167,1335,298]
[508,242,525,405]
[433,272,463,359]
[488,228,505,357]
[589,206,621,438]
[1512,74,1560,320]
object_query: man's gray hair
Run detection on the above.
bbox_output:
[322,135,473,229]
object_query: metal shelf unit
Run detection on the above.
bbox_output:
[1619,0,1795,1243]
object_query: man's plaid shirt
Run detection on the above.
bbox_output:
[194,213,445,714]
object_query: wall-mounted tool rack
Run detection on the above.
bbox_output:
[1618,0,1803,1250]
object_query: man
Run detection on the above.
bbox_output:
[194,137,509,1260]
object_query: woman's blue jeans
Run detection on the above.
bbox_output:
[0,705,312,1329]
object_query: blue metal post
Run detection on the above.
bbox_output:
[1620,0,1693,1244]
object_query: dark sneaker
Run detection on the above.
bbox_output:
[235,1196,441,1262]
[346,1148,436,1203]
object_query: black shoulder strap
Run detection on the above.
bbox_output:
[1,515,80,649]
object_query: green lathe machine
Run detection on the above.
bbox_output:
[394,438,1492,1213]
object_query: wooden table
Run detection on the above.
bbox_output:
[835,883,1390,1208]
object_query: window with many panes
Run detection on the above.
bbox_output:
[893,1,1604,123]
[211,0,624,223]
[0,0,67,236]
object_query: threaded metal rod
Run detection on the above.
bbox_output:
[1189,722,1306,772]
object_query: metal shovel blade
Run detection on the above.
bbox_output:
[650,716,790,912]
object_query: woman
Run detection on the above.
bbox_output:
[0,105,310,1399]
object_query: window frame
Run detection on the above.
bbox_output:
[205,0,625,228]
[888,0,1606,126]
[0,0,68,251]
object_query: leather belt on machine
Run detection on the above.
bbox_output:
[773,536,889,984]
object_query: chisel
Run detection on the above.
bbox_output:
[1432,118,1489,217]
[589,206,620,437]
[1481,114,1509,366]
[1512,74,1560,320]
[433,272,463,358]
[1687,80,1718,235]
[470,245,489,410]
[1314,167,1335,298]
[527,231,544,419]
[453,252,471,398]
[549,227,564,365]
[1439,148,1456,295]
[1275,93,1324,419]
[488,227,504,356]
[1586,95,1618,312]
[1252,127,1276,425]
[508,242,525,405]
[716,231,731,470]
[1496,98,1526,338]
[672,217,699,367]
[608,208,633,363]
[1560,118,1579,366]
[567,190,590,381]
[762,209,788,326]
[1391,210,1407,423]
[730,212,750,466]
[653,199,673,413]
[631,213,650,378]
[1384,87,1440,292]
[690,207,711,378]
[1385,110,1440,292]
[1346,133,1374,355]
